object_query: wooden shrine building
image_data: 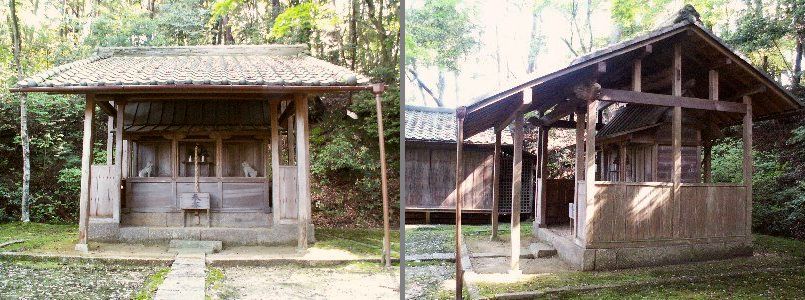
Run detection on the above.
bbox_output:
[10,45,392,264]
[404,105,537,223]
[452,8,803,274]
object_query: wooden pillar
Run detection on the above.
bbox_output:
[709,70,719,100]
[618,143,627,182]
[703,143,712,183]
[106,115,114,165]
[490,130,501,240]
[584,100,598,241]
[76,94,95,252]
[535,126,548,228]
[295,94,311,250]
[270,100,281,225]
[672,43,683,238]
[743,96,753,238]
[288,113,296,164]
[633,58,642,92]
[572,109,585,238]
[510,112,524,273]
[114,101,125,223]
[373,84,392,268]
[454,106,466,299]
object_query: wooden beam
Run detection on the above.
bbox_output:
[270,100,280,225]
[76,94,95,252]
[490,130,501,240]
[725,86,766,103]
[510,113,524,273]
[372,84,392,268]
[97,101,116,116]
[295,93,311,251]
[454,106,466,299]
[495,89,533,132]
[743,96,753,238]
[527,117,603,130]
[536,99,582,126]
[598,89,746,113]
[573,109,585,239]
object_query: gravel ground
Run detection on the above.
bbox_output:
[0,259,157,300]
[209,264,399,299]
[404,262,454,300]
[404,225,458,299]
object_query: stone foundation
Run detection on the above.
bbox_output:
[536,227,753,271]
[89,221,314,246]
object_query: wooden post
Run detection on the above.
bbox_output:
[743,96,753,238]
[618,143,627,182]
[709,70,719,100]
[584,100,598,242]
[510,112,524,273]
[535,126,548,228]
[106,116,114,165]
[270,100,281,224]
[295,94,311,251]
[572,109,585,238]
[455,106,466,299]
[76,94,95,252]
[114,101,125,223]
[703,143,712,183]
[490,129,501,240]
[288,114,295,164]
[633,59,642,92]
[672,43,683,238]
[373,84,392,268]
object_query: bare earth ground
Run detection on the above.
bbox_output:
[0,259,158,300]
[404,225,456,300]
[209,263,399,300]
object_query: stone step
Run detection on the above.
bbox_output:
[529,242,557,258]
[168,239,222,254]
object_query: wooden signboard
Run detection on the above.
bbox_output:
[179,192,211,227]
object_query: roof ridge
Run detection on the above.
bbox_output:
[95,44,309,57]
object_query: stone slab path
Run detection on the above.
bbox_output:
[154,252,207,300]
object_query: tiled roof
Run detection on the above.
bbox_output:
[123,101,269,133]
[405,106,514,145]
[597,104,669,138]
[16,45,370,88]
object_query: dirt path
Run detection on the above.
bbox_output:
[210,264,399,299]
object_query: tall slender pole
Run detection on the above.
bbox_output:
[455,106,466,299]
[490,130,501,240]
[510,113,524,273]
[295,93,311,251]
[373,84,392,268]
[742,96,753,238]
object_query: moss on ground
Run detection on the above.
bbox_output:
[132,267,170,300]
[314,227,400,258]
[0,222,77,252]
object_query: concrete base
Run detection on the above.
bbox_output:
[121,211,272,228]
[89,223,315,246]
[536,227,753,271]
[74,243,89,253]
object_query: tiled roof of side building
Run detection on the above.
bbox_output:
[16,44,370,88]
[404,105,514,145]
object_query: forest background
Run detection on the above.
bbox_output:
[0,0,400,228]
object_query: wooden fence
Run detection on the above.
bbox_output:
[586,182,747,247]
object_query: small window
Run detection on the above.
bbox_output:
[131,138,171,177]
[179,140,216,177]
[222,139,265,177]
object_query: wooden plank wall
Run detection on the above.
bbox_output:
[90,165,119,219]
[276,166,298,223]
[587,183,747,247]
[405,144,533,212]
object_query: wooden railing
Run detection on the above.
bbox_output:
[585,182,747,247]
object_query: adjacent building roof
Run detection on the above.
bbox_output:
[13,45,370,91]
[405,106,513,145]
[596,105,669,138]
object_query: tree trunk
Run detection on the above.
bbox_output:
[349,0,359,70]
[271,0,281,20]
[794,36,803,88]
[9,0,31,223]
